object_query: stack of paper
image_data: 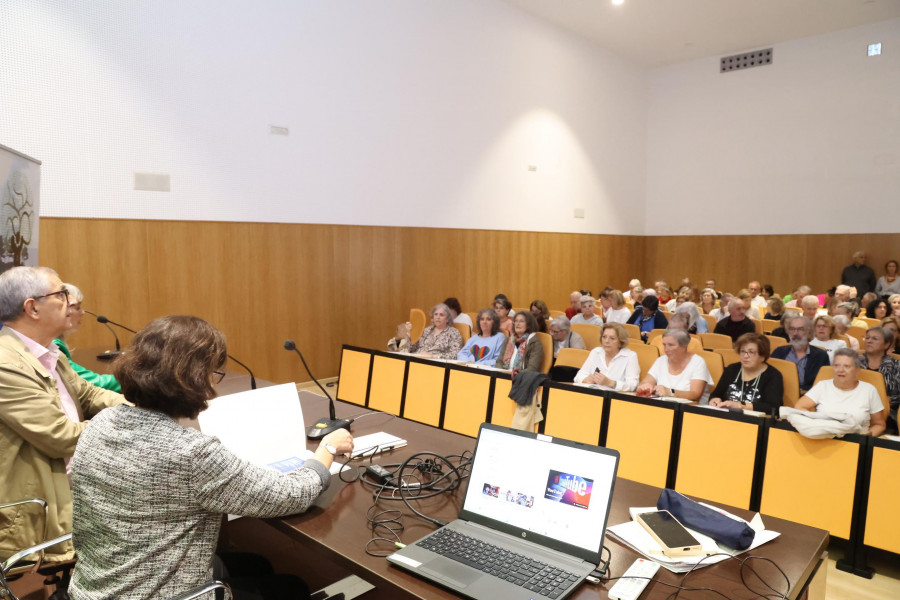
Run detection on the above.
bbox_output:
[606,506,780,573]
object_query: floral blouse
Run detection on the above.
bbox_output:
[388,325,462,360]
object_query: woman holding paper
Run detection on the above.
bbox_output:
[69,315,353,600]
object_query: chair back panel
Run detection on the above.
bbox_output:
[622,323,642,340]
[767,357,800,407]
[712,348,740,367]
[543,387,604,446]
[452,322,471,344]
[605,399,674,488]
[555,348,590,369]
[700,333,733,350]
[761,319,780,333]
[696,350,724,388]
[627,341,660,380]
[535,332,553,374]
[765,335,788,350]
[443,370,491,438]
[409,308,427,344]
[570,324,600,350]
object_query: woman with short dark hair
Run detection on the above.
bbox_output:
[709,333,784,415]
[457,309,507,366]
[70,315,353,600]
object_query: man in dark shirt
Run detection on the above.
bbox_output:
[714,298,756,342]
[841,251,876,298]
[771,315,830,393]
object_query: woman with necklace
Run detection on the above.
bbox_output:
[875,259,900,299]
[495,311,543,372]
[635,329,712,402]
[860,326,900,434]
[709,333,784,415]
[389,303,462,359]
[574,323,640,391]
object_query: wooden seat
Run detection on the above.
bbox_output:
[761,319,780,333]
[555,348,590,370]
[622,323,642,340]
[812,366,890,417]
[409,308,427,344]
[535,332,553,374]
[695,350,724,388]
[765,334,788,350]
[785,306,802,313]
[549,310,565,318]
[646,328,666,343]
[749,318,763,334]
[701,314,717,332]
[452,322,471,343]
[628,341,660,380]
[699,332,733,350]
[847,326,867,347]
[712,348,740,367]
[570,323,600,350]
[465,312,479,327]
[768,357,800,408]
[859,317,881,328]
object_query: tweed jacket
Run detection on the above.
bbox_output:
[0,327,125,563]
[69,405,331,600]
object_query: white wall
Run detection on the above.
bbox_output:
[646,18,900,236]
[0,0,648,235]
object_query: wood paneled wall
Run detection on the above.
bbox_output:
[39,218,643,383]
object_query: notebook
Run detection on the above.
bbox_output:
[387,423,619,600]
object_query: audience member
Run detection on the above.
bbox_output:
[623,279,641,301]
[770,312,793,341]
[705,278,722,298]
[761,284,775,301]
[69,315,352,599]
[548,316,586,357]
[714,298,756,342]
[875,259,900,299]
[54,283,121,392]
[675,301,707,334]
[764,297,785,321]
[496,311,543,372]
[457,309,507,366]
[794,348,885,436]
[630,286,645,304]
[710,292,733,321]
[573,323,640,392]
[665,286,691,312]
[860,327,900,434]
[889,294,900,317]
[736,289,761,320]
[866,298,891,321]
[800,295,824,321]
[881,316,900,354]
[650,312,703,354]
[785,285,812,308]
[626,296,668,341]
[493,298,514,336]
[771,315,830,393]
[710,333,784,415]
[571,296,602,325]
[657,286,673,305]
[565,291,582,320]
[841,251,877,298]
[529,299,550,333]
[834,285,854,306]
[748,281,767,309]
[860,291,878,312]
[636,330,712,403]
[699,288,718,315]
[443,297,472,328]
[809,315,848,364]
[832,315,860,351]
[604,290,631,324]
[389,303,462,359]
[0,266,125,564]
[833,302,867,329]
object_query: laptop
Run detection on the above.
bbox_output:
[387,423,619,600]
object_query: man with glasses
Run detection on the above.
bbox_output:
[771,315,830,393]
[0,266,125,566]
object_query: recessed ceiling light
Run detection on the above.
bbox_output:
[868,42,882,56]
[612,0,625,6]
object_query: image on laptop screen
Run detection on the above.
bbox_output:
[462,427,618,555]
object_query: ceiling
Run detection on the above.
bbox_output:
[503,0,900,67]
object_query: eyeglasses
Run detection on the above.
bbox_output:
[32,287,69,303]
[212,370,226,384]
[740,349,759,356]
[787,327,807,333]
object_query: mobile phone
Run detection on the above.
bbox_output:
[636,510,703,557]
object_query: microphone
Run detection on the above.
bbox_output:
[85,310,124,360]
[226,354,257,390]
[95,314,137,334]
[283,340,351,440]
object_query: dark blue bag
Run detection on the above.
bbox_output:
[657,488,756,551]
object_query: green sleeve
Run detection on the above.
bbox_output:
[68,359,122,393]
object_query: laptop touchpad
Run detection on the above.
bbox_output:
[420,558,482,588]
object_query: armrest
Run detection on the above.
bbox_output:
[165,580,232,600]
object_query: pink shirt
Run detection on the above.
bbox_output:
[7,327,81,424]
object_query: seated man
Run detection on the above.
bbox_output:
[564,291,582,320]
[650,312,703,354]
[548,316,586,358]
[570,296,603,326]
[801,294,825,321]
[714,298,756,342]
[0,266,125,564]
[771,315,831,393]
[710,292,732,321]
[785,285,811,308]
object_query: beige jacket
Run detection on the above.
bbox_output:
[0,328,125,563]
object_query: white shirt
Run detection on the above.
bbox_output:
[806,380,883,431]
[453,313,473,328]
[605,307,631,324]
[574,347,640,392]
[809,338,848,364]
[750,295,767,309]
[648,354,714,403]
[571,314,603,326]
[710,308,729,322]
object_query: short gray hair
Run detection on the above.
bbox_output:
[675,302,700,328]
[662,329,690,347]
[550,316,571,331]
[786,315,813,337]
[833,347,862,367]
[0,266,58,322]
[430,303,453,325]
[63,282,84,303]
[835,302,859,317]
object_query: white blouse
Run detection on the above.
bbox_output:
[574,347,640,392]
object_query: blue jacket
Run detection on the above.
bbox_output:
[771,344,830,392]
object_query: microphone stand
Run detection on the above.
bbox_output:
[85,310,123,360]
[226,354,257,390]
[283,340,351,439]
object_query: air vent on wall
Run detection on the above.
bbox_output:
[720,48,773,73]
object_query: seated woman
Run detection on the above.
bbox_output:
[573,323,639,392]
[709,333,783,415]
[493,298,514,336]
[389,303,463,359]
[764,297,785,322]
[54,283,121,392]
[794,348,886,436]
[457,309,507,366]
[650,312,704,354]
[860,327,900,434]
[570,295,603,325]
[809,314,847,364]
[626,296,669,341]
[548,316,586,357]
[875,259,900,299]
[881,316,900,354]
[604,290,632,324]
[495,311,543,372]
[675,302,707,334]
[636,329,713,402]
[69,316,355,599]
[890,294,900,317]
[664,286,691,312]
[530,299,550,333]
[443,297,472,329]
[833,302,868,329]
[832,315,860,351]
[699,288,718,315]
[866,298,892,321]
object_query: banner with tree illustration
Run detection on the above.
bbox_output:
[0,144,40,273]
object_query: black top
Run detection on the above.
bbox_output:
[710,362,784,415]
[714,317,756,342]
[841,264,876,297]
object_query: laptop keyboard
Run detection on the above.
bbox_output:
[417,529,580,599]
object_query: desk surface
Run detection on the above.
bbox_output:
[71,347,827,599]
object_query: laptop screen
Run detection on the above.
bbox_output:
[460,424,619,561]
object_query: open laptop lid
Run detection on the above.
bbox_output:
[459,424,619,564]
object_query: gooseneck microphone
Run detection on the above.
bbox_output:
[85,311,124,360]
[226,354,257,390]
[283,340,351,440]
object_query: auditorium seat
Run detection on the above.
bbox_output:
[627,341,660,380]
[768,357,800,407]
[570,323,600,350]
[812,366,889,416]
[695,350,724,387]
[535,332,553,374]
[712,348,740,367]
[699,333,732,350]
[452,322,471,343]
[622,323,642,340]
[555,348,590,369]
[409,308,427,344]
